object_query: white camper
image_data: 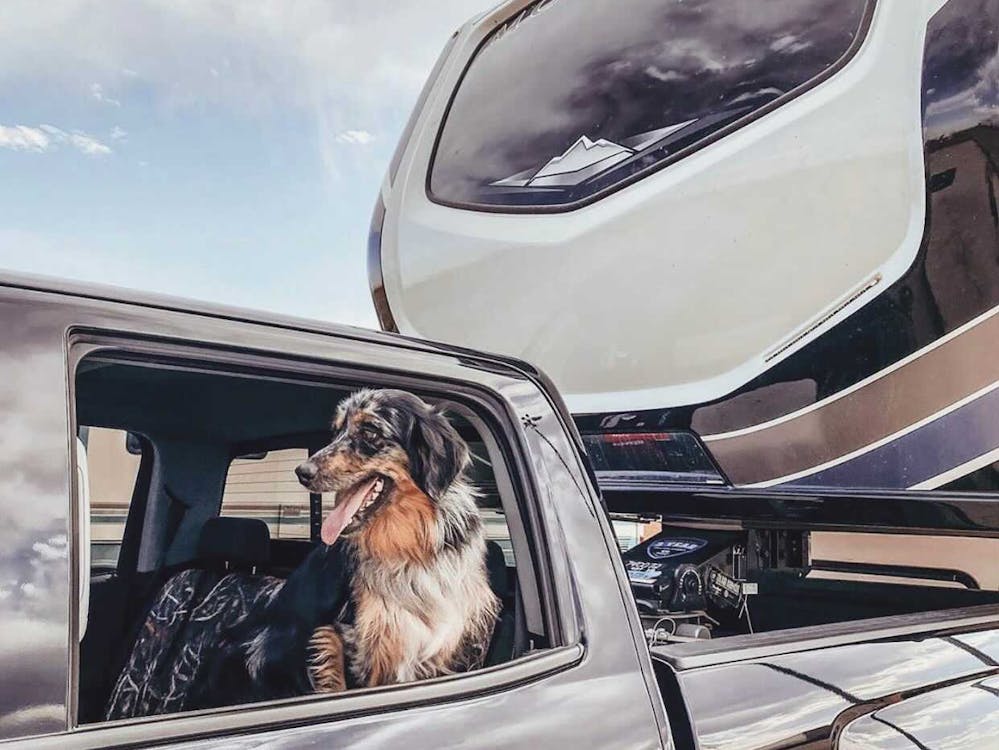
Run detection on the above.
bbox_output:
[371,0,999,495]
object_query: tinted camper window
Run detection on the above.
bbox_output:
[430,0,872,210]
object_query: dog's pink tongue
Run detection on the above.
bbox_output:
[321,476,379,545]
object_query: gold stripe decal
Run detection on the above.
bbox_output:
[705,307,999,485]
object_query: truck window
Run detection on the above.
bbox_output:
[71,349,553,733]
[79,427,142,574]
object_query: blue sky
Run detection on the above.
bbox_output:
[0,0,494,328]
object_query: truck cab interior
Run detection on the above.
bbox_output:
[74,355,535,724]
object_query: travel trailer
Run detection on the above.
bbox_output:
[371,0,999,495]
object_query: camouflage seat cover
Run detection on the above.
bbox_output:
[105,568,282,720]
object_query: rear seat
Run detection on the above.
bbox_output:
[104,518,283,720]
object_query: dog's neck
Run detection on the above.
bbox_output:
[350,472,480,568]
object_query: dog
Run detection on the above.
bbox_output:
[189,388,500,708]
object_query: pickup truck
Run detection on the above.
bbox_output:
[2,273,998,749]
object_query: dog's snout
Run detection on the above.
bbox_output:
[295,461,318,486]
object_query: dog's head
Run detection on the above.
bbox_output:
[295,389,469,547]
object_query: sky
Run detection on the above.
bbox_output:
[0,0,496,329]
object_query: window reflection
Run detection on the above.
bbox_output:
[432,0,871,208]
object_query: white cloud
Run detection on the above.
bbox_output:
[68,131,111,154]
[0,1,488,108]
[90,81,120,106]
[335,129,374,145]
[0,124,50,152]
[0,0,493,175]
[110,125,127,140]
[645,66,685,83]
[770,35,814,55]
[31,538,68,562]
[0,122,111,155]
[0,705,65,736]
[19,582,39,597]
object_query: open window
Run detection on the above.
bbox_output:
[71,344,552,728]
[583,430,999,651]
[604,491,999,650]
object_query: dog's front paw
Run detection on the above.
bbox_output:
[307,626,347,693]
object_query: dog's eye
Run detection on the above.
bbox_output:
[359,427,380,443]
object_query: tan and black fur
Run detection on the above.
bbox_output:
[298,388,500,690]
[187,390,499,710]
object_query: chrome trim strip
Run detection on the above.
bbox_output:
[74,438,91,642]
[763,273,882,363]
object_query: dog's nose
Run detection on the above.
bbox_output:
[295,461,318,486]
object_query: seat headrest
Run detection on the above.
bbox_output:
[197,517,271,568]
[485,540,508,597]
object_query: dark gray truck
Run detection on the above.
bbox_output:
[2,273,998,749]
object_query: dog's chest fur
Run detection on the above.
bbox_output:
[342,531,498,686]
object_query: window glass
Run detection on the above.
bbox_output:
[583,431,724,485]
[221,448,315,540]
[430,0,871,209]
[81,427,141,573]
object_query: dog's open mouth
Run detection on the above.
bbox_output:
[320,474,390,545]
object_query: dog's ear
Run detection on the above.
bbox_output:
[407,407,469,500]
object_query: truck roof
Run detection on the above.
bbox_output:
[0,269,545,380]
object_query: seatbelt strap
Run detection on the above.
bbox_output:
[310,492,322,543]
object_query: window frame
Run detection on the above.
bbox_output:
[442,401,544,617]
[63,331,581,748]
[425,0,879,214]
